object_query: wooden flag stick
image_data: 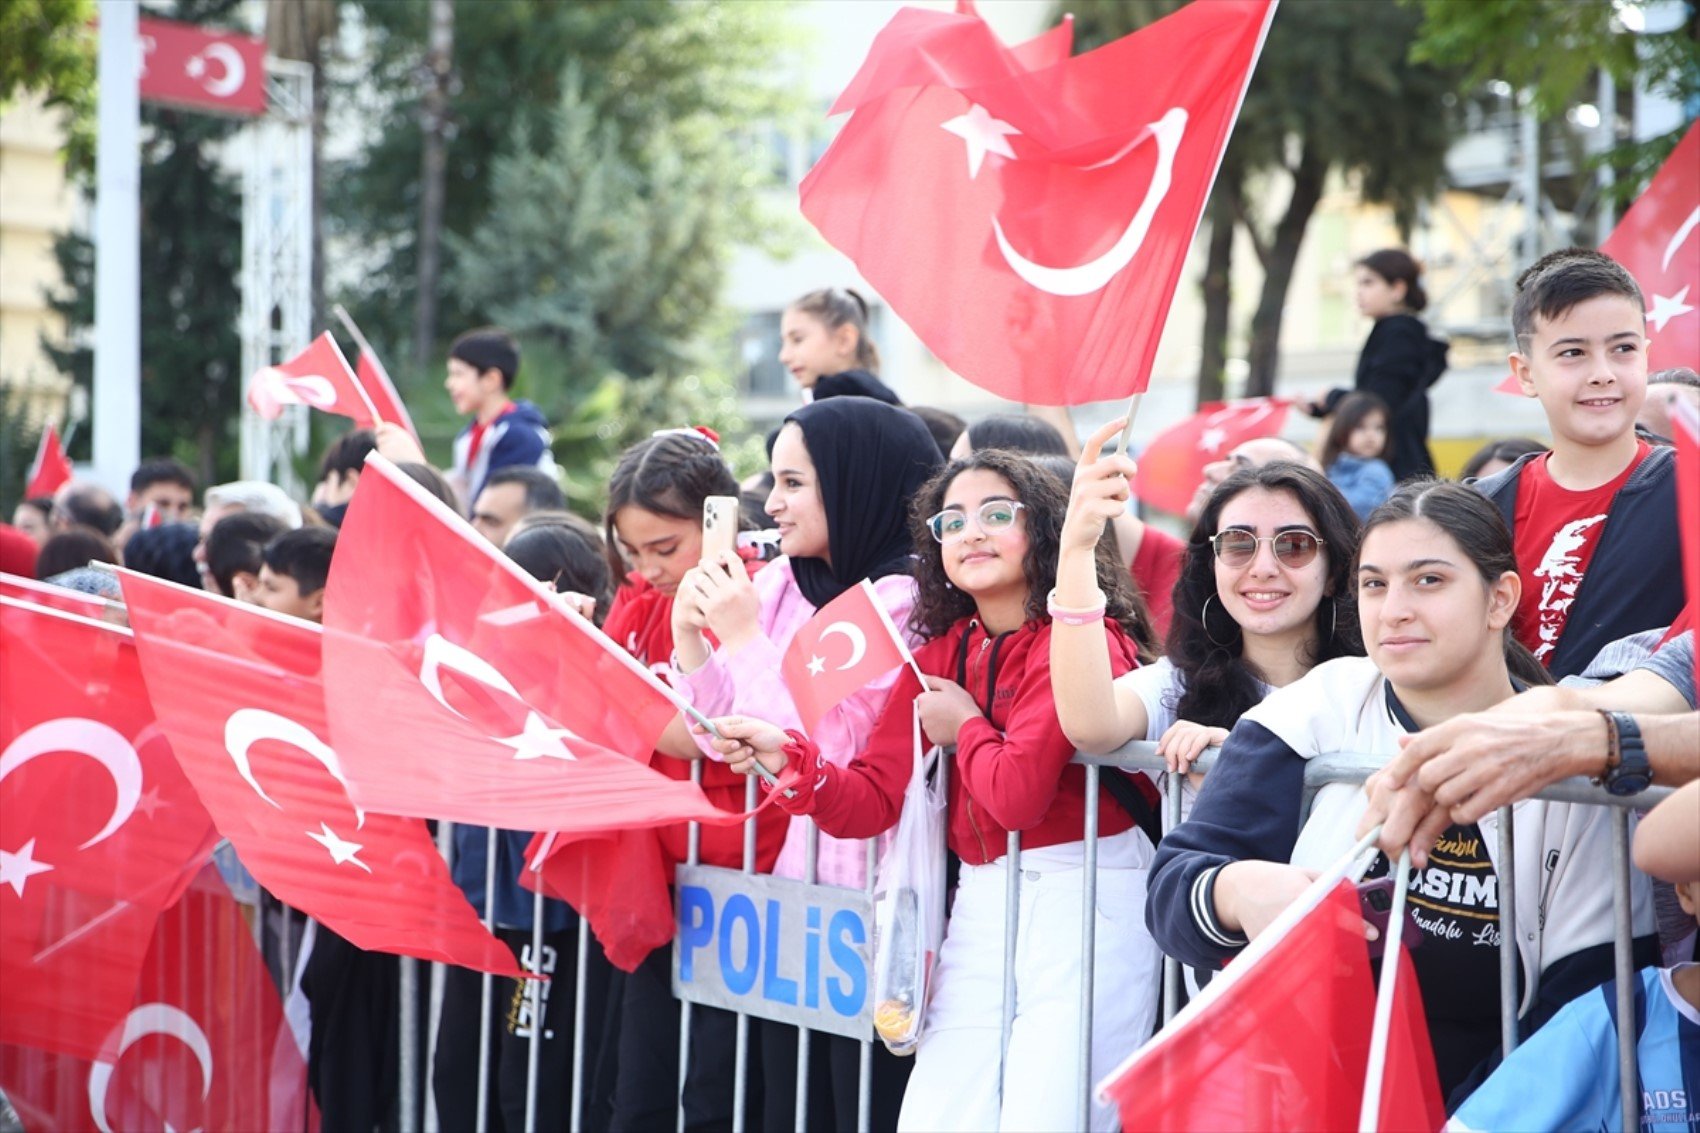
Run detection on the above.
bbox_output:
[1115,393,1145,459]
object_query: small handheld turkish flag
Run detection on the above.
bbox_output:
[247,331,382,426]
[803,0,1276,406]
[116,568,523,978]
[335,303,422,444]
[24,424,73,497]
[1133,397,1292,516]
[781,579,917,732]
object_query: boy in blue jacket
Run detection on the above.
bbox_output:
[444,326,556,512]
[1474,248,1684,679]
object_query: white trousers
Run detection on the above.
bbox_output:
[897,829,1161,1133]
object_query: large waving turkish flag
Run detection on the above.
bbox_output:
[321,455,762,833]
[117,568,523,978]
[2,598,218,1060]
[803,0,1275,406]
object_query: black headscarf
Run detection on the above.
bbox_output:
[779,398,943,610]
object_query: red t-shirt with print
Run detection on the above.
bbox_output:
[1511,441,1650,666]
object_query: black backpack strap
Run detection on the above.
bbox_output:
[1100,767,1163,849]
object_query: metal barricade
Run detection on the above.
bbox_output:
[420,741,1667,1133]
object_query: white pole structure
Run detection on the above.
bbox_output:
[93,0,141,494]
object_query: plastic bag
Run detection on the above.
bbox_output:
[871,703,946,1055]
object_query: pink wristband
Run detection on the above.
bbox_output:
[1046,588,1106,626]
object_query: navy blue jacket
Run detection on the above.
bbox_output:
[1473,445,1683,680]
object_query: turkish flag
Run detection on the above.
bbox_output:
[247,332,381,426]
[522,827,674,973]
[1098,880,1443,1132]
[780,579,914,731]
[356,346,421,444]
[1133,397,1292,516]
[321,455,764,832]
[803,0,1275,406]
[1673,396,1700,690]
[0,867,314,1133]
[1605,120,1699,374]
[25,424,73,497]
[115,568,524,978]
[834,6,1072,118]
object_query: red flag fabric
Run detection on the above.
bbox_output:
[522,827,674,973]
[356,346,421,443]
[1604,120,1699,374]
[25,424,74,497]
[835,6,1071,117]
[1673,396,1700,690]
[247,332,380,426]
[321,455,764,832]
[0,868,313,1133]
[780,578,913,731]
[1133,397,1292,516]
[803,0,1275,406]
[1100,879,1442,1131]
[1,598,216,1059]
[115,569,522,978]
[954,1,1073,71]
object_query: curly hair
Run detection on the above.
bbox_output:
[1168,462,1365,729]
[906,450,1155,657]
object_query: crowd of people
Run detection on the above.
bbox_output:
[4,246,1697,1132]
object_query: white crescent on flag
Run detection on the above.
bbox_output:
[88,1002,215,1133]
[819,622,869,670]
[223,708,371,871]
[0,718,144,849]
[186,41,246,98]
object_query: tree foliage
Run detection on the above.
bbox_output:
[1063,0,1456,396]
[0,0,97,174]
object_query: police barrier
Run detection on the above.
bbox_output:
[218,740,1671,1133]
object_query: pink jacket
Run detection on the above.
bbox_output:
[671,557,918,888]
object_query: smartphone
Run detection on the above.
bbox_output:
[1357,877,1420,960]
[701,496,740,562]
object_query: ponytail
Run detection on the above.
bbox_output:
[789,287,881,373]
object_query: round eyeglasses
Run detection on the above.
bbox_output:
[1209,528,1325,569]
[926,500,1026,544]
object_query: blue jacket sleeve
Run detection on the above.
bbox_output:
[1144,720,1307,970]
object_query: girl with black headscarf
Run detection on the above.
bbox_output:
[670,397,940,1132]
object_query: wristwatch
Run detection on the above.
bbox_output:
[1595,710,1652,796]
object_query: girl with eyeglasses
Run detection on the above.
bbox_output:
[702,449,1161,1132]
[671,396,940,1132]
[1146,480,1655,1107]
[1053,419,1363,826]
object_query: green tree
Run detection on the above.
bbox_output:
[0,0,97,174]
[41,0,245,486]
[1064,0,1456,398]
[1412,0,1699,186]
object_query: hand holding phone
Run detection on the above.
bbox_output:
[701,495,739,562]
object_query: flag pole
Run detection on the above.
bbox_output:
[326,331,385,426]
[1115,393,1145,459]
[331,304,379,364]
[865,578,928,687]
[1358,848,1415,1133]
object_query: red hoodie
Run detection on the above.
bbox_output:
[602,570,786,873]
[775,617,1150,865]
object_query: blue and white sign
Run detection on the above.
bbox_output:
[672,865,874,1040]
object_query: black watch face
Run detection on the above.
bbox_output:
[1607,771,1652,797]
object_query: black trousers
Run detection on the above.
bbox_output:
[600,945,756,1132]
[301,928,404,1133]
[757,1019,910,1133]
[433,924,603,1133]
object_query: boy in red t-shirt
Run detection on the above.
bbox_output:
[1473,248,1684,678]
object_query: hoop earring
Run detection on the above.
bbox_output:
[1201,594,1236,649]
[1325,596,1338,642]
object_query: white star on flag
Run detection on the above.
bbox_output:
[806,655,827,677]
[136,785,169,820]
[1,838,55,898]
[941,103,1021,179]
[306,822,371,872]
[1198,426,1227,453]
[496,710,578,762]
[1648,286,1694,334]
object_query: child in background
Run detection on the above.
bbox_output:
[706,449,1162,1133]
[778,287,902,404]
[1321,391,1397,519]
[1448,779,1700,1132]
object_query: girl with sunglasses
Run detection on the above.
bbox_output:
[671,397,940,1132]
[703,450,1161,1132]
[1053,418,1363,824]
[1146,481,1655,1107]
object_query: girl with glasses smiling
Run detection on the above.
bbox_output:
[703,449,1160,1132]
[1053,418,1363,828]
